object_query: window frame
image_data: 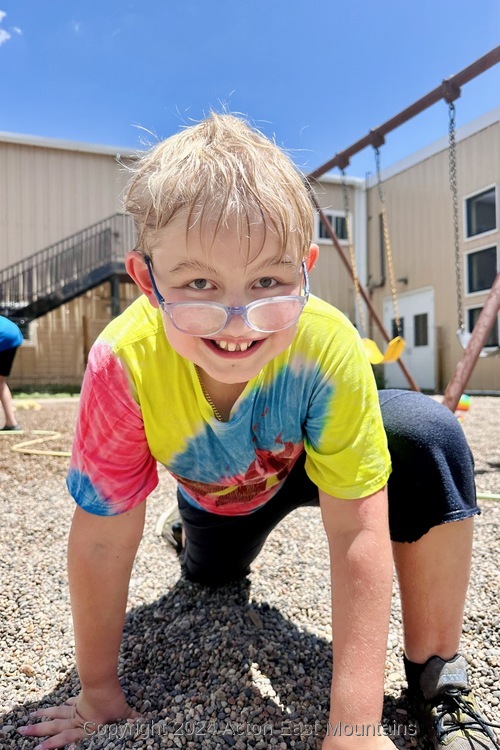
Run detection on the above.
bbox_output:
[465,303,500,350]
[414,313,429,347]
[464,244,498,298]
[315,209,349,245]
[463,184,498,242]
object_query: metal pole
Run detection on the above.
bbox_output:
[442,273,500,413]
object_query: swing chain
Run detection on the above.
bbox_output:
[374,148,402,336]
[448,102,464,332]
[341,169,367,333]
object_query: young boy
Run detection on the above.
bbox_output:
[20,114,498,750]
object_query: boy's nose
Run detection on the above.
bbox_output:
[222,311,254,336]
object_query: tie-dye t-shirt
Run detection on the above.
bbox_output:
[67,294,391,516]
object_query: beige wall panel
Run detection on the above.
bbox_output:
[311,181,347,212]
[311,245,354,320]
[0,143,131,269]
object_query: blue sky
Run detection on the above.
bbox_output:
[0,1,498,176]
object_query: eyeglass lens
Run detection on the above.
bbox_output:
[246,298,303,331]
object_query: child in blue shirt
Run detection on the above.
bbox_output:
[0,314,23,431]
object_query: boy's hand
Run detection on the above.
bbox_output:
[18,689,141,749]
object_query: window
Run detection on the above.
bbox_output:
[465,187,496,238]
[317,211,348,242]
[414,313,428,347]
[466,246,497,293]
[467,307,499,347]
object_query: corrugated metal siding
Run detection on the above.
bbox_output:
[0,142,130,267]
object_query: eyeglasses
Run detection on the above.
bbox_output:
[144,256,309,336]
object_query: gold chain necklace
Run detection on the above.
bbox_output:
[194,365,224,422]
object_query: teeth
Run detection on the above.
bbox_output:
[214,340,252,352]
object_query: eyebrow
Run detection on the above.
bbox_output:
[250,257,299,273]
[169,257,299,275]
[169,259,220,275]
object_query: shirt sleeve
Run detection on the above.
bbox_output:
[66,341,159,515]
[304,332,392,500]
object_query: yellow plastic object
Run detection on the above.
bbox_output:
[362,336,406,365]
[13,399,42,411]
[10,430,71,457]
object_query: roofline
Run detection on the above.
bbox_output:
[0,128,366,188]
[0,130,138,157]
[367,106,500,186]
[308,173,365,188]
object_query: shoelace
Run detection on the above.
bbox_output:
[434,690,500,750]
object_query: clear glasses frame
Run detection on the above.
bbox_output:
[144,255,310,336]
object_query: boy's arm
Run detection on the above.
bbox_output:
[319,487,395,750]
[69,503,146,695]
[19,502,146,748]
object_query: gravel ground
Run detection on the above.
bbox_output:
[0,395,499,750]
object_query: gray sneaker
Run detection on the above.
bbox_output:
[155,501,183,553]
[410,655,500,750]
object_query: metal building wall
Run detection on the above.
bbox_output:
[0,138,132,268]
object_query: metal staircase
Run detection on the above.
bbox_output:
[0,214,136,324]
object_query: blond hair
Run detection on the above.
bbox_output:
[124,113,314,259]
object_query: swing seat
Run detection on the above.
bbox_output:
[362,336,406,365]
[457,329,500,358]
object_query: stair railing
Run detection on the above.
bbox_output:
[0,214,135,316]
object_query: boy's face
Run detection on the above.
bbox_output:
[127,217,318,386]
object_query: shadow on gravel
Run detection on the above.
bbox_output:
[1,576,416,750]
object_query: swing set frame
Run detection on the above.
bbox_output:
[307,46,500,410]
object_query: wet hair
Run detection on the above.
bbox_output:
[123,112,314,260]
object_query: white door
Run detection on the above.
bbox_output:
[383,287,435,390]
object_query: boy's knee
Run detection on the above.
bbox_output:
[382,391,471,463]
[181,555,251,587]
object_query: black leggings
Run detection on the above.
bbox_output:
[178,390,478,586]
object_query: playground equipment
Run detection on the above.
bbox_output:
[307,46,500,409]
[454,393,471,423]
[447,100,500,359]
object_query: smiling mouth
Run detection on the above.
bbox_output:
[203,338,263,355]
[213,339,258,352]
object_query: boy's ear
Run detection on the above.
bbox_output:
[125,250,159,308]
[305,244,319,272]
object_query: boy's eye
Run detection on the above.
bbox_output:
[188,279,214,290]
[255,277,277,289]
